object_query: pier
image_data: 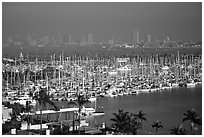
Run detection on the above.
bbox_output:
[21,107,95,115]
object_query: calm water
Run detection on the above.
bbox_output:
[38,85,202,134]
[87,85,202,134]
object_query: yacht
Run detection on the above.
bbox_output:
[187,80,196,88]
[88,96,97,102]
[14,95,37,106]
[172,83,179,88]
[88,92,97,102]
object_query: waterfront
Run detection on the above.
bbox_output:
[2,2,202,135]
[2,47,202,134]
[89,85,202,134]
[37,85,202,134]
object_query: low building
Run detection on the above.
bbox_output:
[2,105,12,123]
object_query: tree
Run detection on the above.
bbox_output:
[182,109,202,134]
[10,102,25,118]
[129,113,142,135]
[33,88,59,135]
[110,109,142,135]
[21,101,33,130]
[68,94,90,134]
[170,125,187,135]
[135,110,147,127]
[110,109,130,134]
[2,103,24,134]
[152,120,163,133]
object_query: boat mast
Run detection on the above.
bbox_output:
[14,57,16,86]
[10,68,12,86]
[95,99,97,110]
[7,73,9,90]
[59,54,61,87]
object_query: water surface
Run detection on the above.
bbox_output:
[87,85,202,134]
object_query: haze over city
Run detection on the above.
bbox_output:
[2,2,202,42]
[2,2,202,135]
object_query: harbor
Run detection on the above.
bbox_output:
[2,49,202,134]
[2,2,202,135]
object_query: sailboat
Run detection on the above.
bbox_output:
[88,95,97,102]
[186,79,196,88]
[91,99,105,116]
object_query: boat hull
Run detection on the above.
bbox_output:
[91,112,105,116]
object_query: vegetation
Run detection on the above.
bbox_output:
[109,108,201,135]
[33,87,59,135]
[67,94,91,134]
[2,102,24,134]
[170,125,187,135]
[182,109,202,134]
[135,110,147,127]
[110,109,142,135]
[2,101,202,135]
[151,120,163,133]
[21,101,33,130]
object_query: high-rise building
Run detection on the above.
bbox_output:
[51,35,56,46]
[131,29,139,45]
[88,33,94,45]
[56,30,63,45]
[108,39,114,45]
[40,36,49,45]
[27,34,33,45]
[166,36,170,42]
[137,29,139,45]
[68,35,72,44]
[6,36,13,45]
[80,36,86,46]
[147,35,152,43]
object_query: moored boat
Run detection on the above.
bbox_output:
[88,96,97,102]
[172,83,179,88]
[14,95,36,106]
[187,82,196,88]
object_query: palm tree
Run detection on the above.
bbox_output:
[21,101,33,130]
[129,113,142,135]
[34,87,59,135]
[183,109,202,134]
[110,109,142,135]
[170,125,187,135]
[152,120,163,133]
[68,94,90,134]
[10,103,25,120]
[135,110,147,127]
[110,109,130,134]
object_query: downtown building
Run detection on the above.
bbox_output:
[131,29,139,46]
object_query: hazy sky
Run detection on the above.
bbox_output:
[2,2,202,42]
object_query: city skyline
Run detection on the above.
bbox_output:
[2,2,202,42]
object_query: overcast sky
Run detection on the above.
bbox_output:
[2,2,202,42]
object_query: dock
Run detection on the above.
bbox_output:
[21,107,95,115]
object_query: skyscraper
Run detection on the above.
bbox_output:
[68,35,72,44]
[147,35,152,43]
[131,29,139,45]
[40,36,49,46]
[56,30,63,46]
[80,36,86,46]
[137,29,139,45]
[88,33,94,45]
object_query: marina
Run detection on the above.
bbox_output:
[2,49,202,134]
[2,2,202,135]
